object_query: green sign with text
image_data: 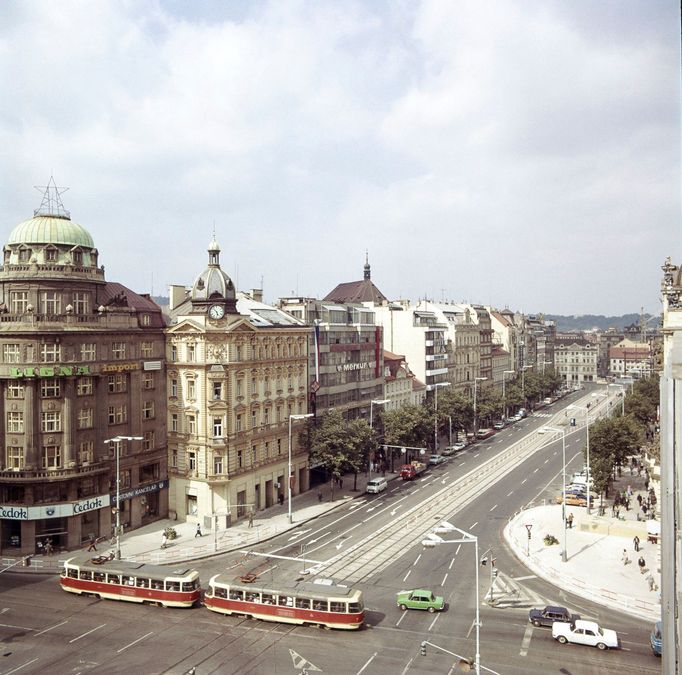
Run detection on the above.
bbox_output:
[9,365,91,378]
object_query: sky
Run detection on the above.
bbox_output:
[1,0,679,316]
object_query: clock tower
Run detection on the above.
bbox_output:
[189,238,237,316]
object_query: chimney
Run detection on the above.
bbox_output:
[169,285,188,310]
[251,288,263,303]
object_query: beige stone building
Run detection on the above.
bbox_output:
[166,241,309,528]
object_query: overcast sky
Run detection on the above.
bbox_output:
[1,1,679,316]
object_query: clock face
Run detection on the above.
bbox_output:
[209,304,225,319]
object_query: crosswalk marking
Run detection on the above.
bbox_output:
[289,649,322,672]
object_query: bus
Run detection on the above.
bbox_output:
[204,576,365,630]
[60,554,200,608]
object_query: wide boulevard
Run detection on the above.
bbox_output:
[0,389,660,674]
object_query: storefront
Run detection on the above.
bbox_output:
[112,480,169,530]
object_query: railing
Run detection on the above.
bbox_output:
[0,461,108,480]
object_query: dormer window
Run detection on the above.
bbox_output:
[44,247,58,262]
[18,248,31,262]
[73,250,83,265]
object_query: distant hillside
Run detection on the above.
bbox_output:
[152,295,169,307]
[546,313,660,332]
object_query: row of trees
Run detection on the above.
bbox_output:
[585,377,660,504]
[306,369,564,491]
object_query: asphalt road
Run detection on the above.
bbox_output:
[0,390,661,674]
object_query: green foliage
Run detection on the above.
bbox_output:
[437,390,474,431]
[476,387,503,424]
[308,410,367,480]
[383,403,431,448]
[624,392,656,427]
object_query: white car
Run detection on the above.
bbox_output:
[552,620,619,650]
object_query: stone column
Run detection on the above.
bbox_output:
[62,379,74,468]
[24,381,37,470]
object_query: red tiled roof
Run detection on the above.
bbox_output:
[324,279,387,304]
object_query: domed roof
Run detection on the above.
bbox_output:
[8,215,94,249]
[191,237,235,301]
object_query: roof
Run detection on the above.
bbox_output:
[8,215,94,249]
[324,279,388,304]
[100,282,165,327]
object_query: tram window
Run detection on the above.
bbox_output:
[182,581,197,592]
[80,571,92,581]
[329,601,346,613]
[93,572,106,583]
[123,576,135,586]
[229,589,244,601]
[136,578,149,588]
[152,581,163,590]
[262,593,274,604]
[278,595,293,607]
[313,600,327,611]
[245,592,260,603]
[67,569,78,579]
[108,575,120,584]
[348,602,362,613]
[166,582,180,592]
[295,597,311,609]
[215,587,227,599]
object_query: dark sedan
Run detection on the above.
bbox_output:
[528,605,580,628]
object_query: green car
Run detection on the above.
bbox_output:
[396,589,445,612]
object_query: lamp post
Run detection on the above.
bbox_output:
[541,426,567,562]
[473,377,487,435]
[104,435,143,560]
[502,370,515,421]
[521,365,533,406]
[608,383,626,415]
[432,383,450,452]
[369,399,390,479]
[288,413,314,524]
[540,360,553,375]
[447,415,453,446]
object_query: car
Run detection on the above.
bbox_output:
[506,416,518,424]
[396,589,445,613]
[556,493,588,507]
[476,428,494,440]
[518,408,527,418]
[528,606,580,628]
[552,619,619,650]
[442,442,467,456]
[429,454,446,465]
[493,421,506,430]
[512,413,523,422]
[650,621,662,656]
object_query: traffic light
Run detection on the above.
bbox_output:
[480,556,487,566]
[493,569,499,578]
[420,641,427,656]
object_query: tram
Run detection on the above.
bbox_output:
[204,575,365,629]
[60,554,200,608]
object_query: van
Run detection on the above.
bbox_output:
[366,477,388,494]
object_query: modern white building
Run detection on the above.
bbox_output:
[554,335,597,383]
[608,339,651,378]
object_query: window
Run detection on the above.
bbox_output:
[141,314,151,326]
[73,292,89,315]
[142,401,155,420]
[170,379,178,397]
[171,449,178,468]
[142,372,154,390]
[41,343,61,363]
[188,452,196,472]
[139,463,159,482]
[80,343,96,361]
[77,408,93,429]
[237,449,243,468]
[277,439,282,455]
[41,411,61,432]
[40,291,61,315]
[236,414,242,432]
[78,441,94,464]
[141,341,153,357]
[187,415,196,434]
[264,442,270,458]
[251,410,257,428]
[3,344,20,363]
[108,374,126,393]
[263,408,269,425]
[77,377,93,396]
[73,250,83,265]
[107,405,127,425]
[236,345,242,361]
[44,247,57,262]
[236,380,243,397]
[213,455,223,474]
[111,342,126,359]
[42,445,61,469]
[213,381,222,400]
[187,344,195,362]
[9,291,28,314]
[6,446,24,470]
[41,378,61,398]
[120,469,131,488]
[170,345,177,361]
[143,431,155,451]
[6,383,24,399]
[251,376,257,394]
[213,417,223,438]
[171,414,178,432]
[187,379,196,399]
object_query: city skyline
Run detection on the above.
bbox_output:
[2,1,678,315]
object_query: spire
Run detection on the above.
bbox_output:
[34,176,70,219]
[364,249,371,280]
[208,234,221,266]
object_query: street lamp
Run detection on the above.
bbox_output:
[432,383,451,452]
[104,435,143,560]
[288,413,314,524]
[521,365,533,406]
[608,383,626,415]
[540,360,553,375]
[423,522,482,674]
[502,370,515,420]
[369,399,390,479]
[473,377,487,435]
[541,426,567,562]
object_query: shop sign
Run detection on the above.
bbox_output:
[9,365,91,378]
[336,362,369,372]
[113,479,168,504]
[0,505,28,520]
[101,362,139,373]
[0,494,110,520]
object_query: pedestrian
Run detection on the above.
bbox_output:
[317,488,323,503]
[638,556,647,574]
[248,511,254,528]
[642,503,648,515]
[278,492,284,506]
[625,498,630,511]
[633,535,640,552]
[567,513,574,529]
[195,523,202,538]
[647,573,657,592]
[611,503,616,518]
[44,538,53,556]
[637,494,643,506]
[621,549,630,565]
[627,485,632,498]
[161,533,168,549]
[87,534,97,552]
[339,477,343,489]
[645,477,650,491]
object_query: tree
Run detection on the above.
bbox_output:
[476,387,503,425]
[383,404,431,449]
[437,390,474,438]
[624,392,656,427]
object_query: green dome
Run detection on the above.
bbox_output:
[7,215,94,249]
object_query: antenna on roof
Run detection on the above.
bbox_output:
[34,176,70,219]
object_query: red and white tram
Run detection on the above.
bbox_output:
[204,576,365,630]
[60,554,200,608]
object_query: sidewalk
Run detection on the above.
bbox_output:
[12,469,400,573]
[504,502,661,623]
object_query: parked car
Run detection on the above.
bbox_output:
[552,620,619,650]
[512,413,523,422]
[556,493,588,507]
[506,416,518,424]
[528,606,580,628]
[396,589,445,612]
[443,442,466,456]
[518,408,527,418]
[493,421,506,430]
[650,621,662,656]
[429,454,446,466]
[476,428,494,440]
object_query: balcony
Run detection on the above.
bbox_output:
[0,461,109,482]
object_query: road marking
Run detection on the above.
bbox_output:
[533,468,539,474]
[441,573,448,586]
[0,608,8,614]
[117,631,154,653]
[449,558,455,570]
[489,504,498,512]
[69,623,106,643]
[521,478,527,484]
[470,522,478,529]
[390,487,401,493]
[511,575,537,581]
[289,648,322,672]
[414,554,422,565]
[455,544,461,555]
[34,620,68,636]
[544,459,549,464]
[519,624,533,656]
[396,611,407,627]
[458,462,466,466]
[401,657,414,675]
[0,623,35,631]
[507,491,514,497]
[3,658,39,674]
[356,652,378,675]
[403,570,411,583]
[428,613,440,631]
[473,453,480,458]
